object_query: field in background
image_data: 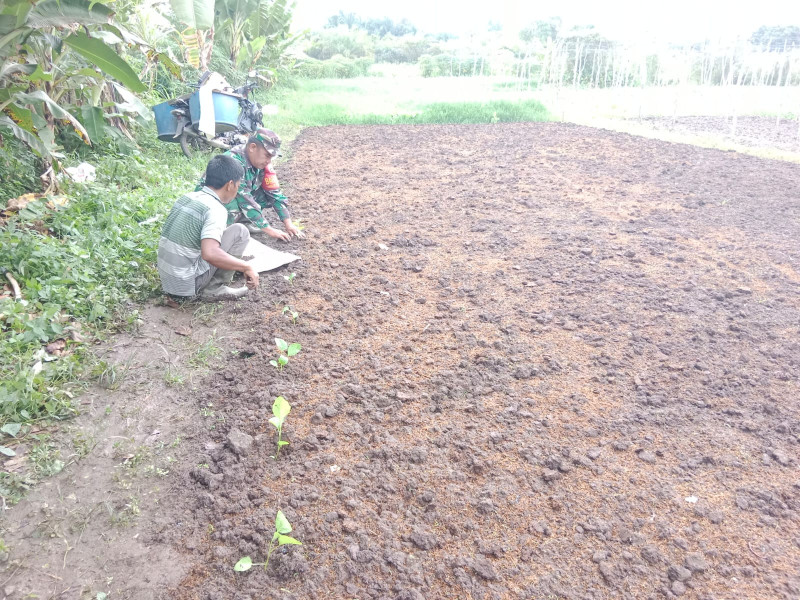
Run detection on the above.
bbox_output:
[262,65,800,162]
[262,67,548,142]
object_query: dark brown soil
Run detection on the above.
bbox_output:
[4,122,800,600]
[160,123,800,600]
[636,116,800,153]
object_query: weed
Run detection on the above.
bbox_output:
[269,338,301,371]
[163,366,185,386]
[192,302,220,326]
[269,396,291,458]
[0,471,33,506]
[234,510,302,572]
[29,438,65,477]
[282,306,299,324]
[189,333,221,369]
[71,431,96,460]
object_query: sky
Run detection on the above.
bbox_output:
[292,0,800,44]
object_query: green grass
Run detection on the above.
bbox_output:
[259,74,551,142]
[0,135,206,426]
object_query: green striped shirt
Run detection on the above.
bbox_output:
[158,187,227,296]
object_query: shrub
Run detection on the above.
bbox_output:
[296,55,373,79]
[304,28,373,60]
[419,54,488,78]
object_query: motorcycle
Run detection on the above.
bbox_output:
[153,71,265,159]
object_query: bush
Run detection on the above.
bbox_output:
[374,37,440,64]
[296,55,373,79]
[305,28,373,60]
[419,54,488,77]
[0,137,41,201]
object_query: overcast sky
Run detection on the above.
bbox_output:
[292,0,800,44]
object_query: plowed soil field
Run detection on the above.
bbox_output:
[160,123,800,600]
[7,122,800,600]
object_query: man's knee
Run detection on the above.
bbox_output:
[221,223,250,256]
[228,223,250,243]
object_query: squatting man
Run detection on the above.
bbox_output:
[157,154,260,300]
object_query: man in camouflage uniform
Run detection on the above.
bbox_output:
[204,128,303,241]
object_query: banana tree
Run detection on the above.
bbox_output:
[216,0,258,64]
[169,0,215,70]
[241,0,301,82]
[0,0,150,185]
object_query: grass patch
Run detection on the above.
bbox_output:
[297,99,550,126]
[0,135,205,426]
[259,75,552,142]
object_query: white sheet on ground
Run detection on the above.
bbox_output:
[242,238,300,273]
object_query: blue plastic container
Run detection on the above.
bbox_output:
[152,101,180,142]
[188,91,241,133]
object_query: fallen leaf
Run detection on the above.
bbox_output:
[6,193,40,211]
[174,327,192,336]
[2,454,27,472]
[45,195,69,209]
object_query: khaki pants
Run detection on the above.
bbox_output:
[194,224,250,294]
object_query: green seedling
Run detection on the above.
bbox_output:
[282,306,299,324]
[234,510,302,572]
[291,219,305,232]
[269,338,301,371]
[269,396,291,458]
[283,272,296,285]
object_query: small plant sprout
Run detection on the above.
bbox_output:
[234,510,302,572]
[283,272,296,286]
[282,305,299,324]
[269,396,291,457]
[269,338,301,371]
[291,219,305,232]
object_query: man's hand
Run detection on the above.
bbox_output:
[263,226,291,242]
[243,266,259,289]
[284,220,305,239]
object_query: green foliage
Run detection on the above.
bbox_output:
[374,36,440,64]
[305,28,373,60]
[0,137,41,199]
[0,0,169,165]
[269,338,301,371]
[281,305,298,324]
[0,133,206,424]
[296,55,373,79]
[268,395,290,457]
[234,510,301,572]
[324,12,417,38]
[419,54,489,78]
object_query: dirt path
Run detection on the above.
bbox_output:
[3,122,800,600]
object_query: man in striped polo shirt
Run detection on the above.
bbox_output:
[158,155,259,300]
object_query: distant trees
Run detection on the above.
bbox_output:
[323,12,417,38]
[750,26,800,49]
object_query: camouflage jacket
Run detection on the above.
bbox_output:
[198,144,291,229]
